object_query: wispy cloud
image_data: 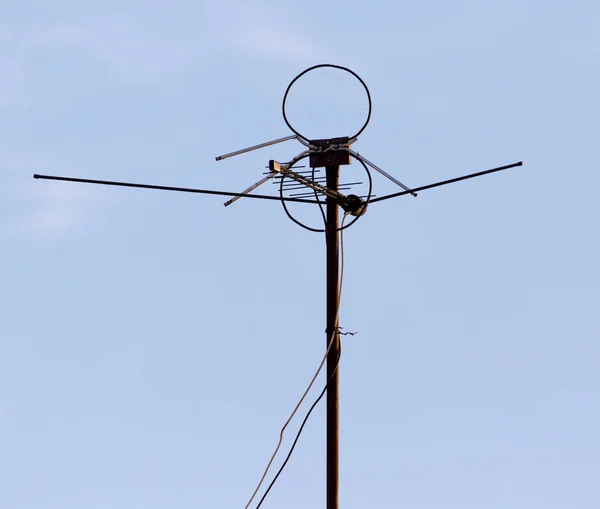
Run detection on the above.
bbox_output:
[0,2,356,113]
[0,17,203,83]
[0,55,32,110]
[20,181,98,240]
[205,1,337,64]
[1,149,110,241]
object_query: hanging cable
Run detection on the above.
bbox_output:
[252,213,350,509]
[313,165,327,227]
[242,213,347,509]
[254,341,342,509]
[242,334,339,509]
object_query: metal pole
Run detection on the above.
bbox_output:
[325,164,340,509]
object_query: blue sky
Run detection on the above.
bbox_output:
[1,1,599,508]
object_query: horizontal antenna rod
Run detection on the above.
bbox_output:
[33,161,522,209]
[369,161,523,203]
[32,174,320,204]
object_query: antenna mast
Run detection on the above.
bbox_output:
[33,63,523,509]
[325,163,340,509]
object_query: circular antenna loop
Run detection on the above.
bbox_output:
[282,64,372,142]
[278,151,373,233]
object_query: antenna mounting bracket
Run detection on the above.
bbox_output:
[309,137,352,168]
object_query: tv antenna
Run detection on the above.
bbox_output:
[34,63,522,509]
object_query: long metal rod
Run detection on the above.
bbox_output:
[369,161,523,203]
[325,164,340,509]
[32,174,320,204]
[223,172,276,207]
[215,135,297,161]
[345,149,417,196]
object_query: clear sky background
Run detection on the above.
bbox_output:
[2,1,599,508]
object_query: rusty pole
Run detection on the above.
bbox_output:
[325,164,340,509]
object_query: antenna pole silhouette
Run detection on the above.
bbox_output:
[325,164,341,509]
[32,61,523,509]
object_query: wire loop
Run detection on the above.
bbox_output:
[282,64,372,142]
[278,151,373,233]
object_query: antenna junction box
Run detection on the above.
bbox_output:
[309,137,352,168]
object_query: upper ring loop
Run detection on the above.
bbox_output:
[282,64,372,143]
